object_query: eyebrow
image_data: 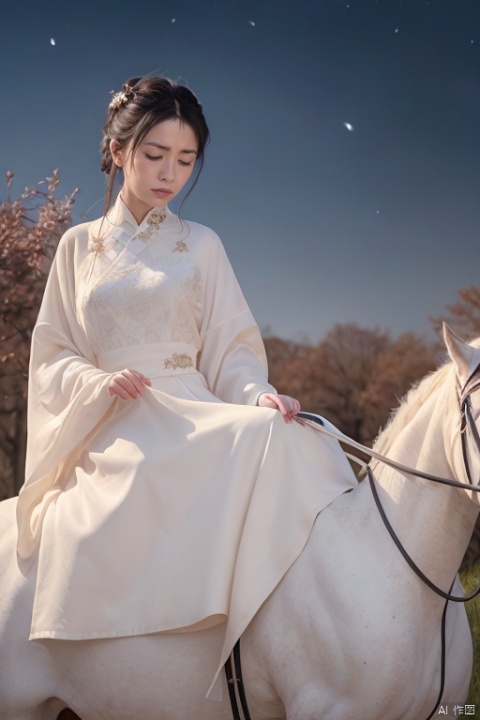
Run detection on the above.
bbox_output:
[144,141,198,155]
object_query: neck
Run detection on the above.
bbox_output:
[374,386,479,591]
[119,190,161,225]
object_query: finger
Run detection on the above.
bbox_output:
[123,370,148,397]
[117,376,141,399]
[282,396,300,416]
[287,400,300,416]
[132,371,152,387]
[272,395,288,417]
[258,393,277,409]
[279,398,300,423]
[108,380,131,400]
[111,374,143,400]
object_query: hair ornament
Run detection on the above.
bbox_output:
[109,84,134,111]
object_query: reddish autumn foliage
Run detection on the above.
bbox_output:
[430,285,480,342]
[266,324,438,446]
[0,171,77,498]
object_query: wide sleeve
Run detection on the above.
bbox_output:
[16,227,114,560]
[197,231,276,405]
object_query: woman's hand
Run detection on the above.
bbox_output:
[258,393,301,423]
[108,369,152,400]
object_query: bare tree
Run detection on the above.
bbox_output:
[278,323,390,442]
[263,334,309,392]
[265,324,438,447]
[0,171,77,498]
[361,331,439,443]
[430,285,480,341]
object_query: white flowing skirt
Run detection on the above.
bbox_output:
[29,345,357,685]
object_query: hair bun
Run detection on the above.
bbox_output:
[124,77,142,90]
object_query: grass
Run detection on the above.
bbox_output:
[459,562,480,715]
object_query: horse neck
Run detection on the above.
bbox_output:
[374,381,479,590]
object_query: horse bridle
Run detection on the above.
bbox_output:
[225,366,480,720]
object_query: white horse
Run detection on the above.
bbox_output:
[1,325,479,720]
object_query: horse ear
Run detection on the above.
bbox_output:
[443,323,479,386]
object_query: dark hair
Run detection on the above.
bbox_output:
[100,76,210,214]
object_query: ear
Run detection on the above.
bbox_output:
[443,322,480,387]
[110,139,125,168]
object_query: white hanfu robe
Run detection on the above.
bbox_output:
[16,196,357,689]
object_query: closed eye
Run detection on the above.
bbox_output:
[145,153,193,167]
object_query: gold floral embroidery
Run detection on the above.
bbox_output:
[163,353,194,370]
[148,208,167,226]
[90,207,168,253]
[173,240,188,253]
[137,208,167,242]
[90,236,104,254]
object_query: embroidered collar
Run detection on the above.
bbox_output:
[106,195,171,238]
[137,207,167,242]
[90,195,183,256]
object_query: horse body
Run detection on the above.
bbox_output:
[1,328,479,720]
[248,478,474,720]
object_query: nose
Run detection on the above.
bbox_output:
[159,158,175,183]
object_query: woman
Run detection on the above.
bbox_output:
[16,76,356,686]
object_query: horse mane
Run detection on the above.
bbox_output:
[372,359,457,460]
[372,334,480,465]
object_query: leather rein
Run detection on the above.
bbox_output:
[225,368,480,720]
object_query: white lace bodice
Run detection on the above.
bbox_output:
[83,232,204,356]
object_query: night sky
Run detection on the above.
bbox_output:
[2,0,479,343]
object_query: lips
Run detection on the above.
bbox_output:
[152,189,172,198]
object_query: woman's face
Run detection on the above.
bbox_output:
[111,119,198,224]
